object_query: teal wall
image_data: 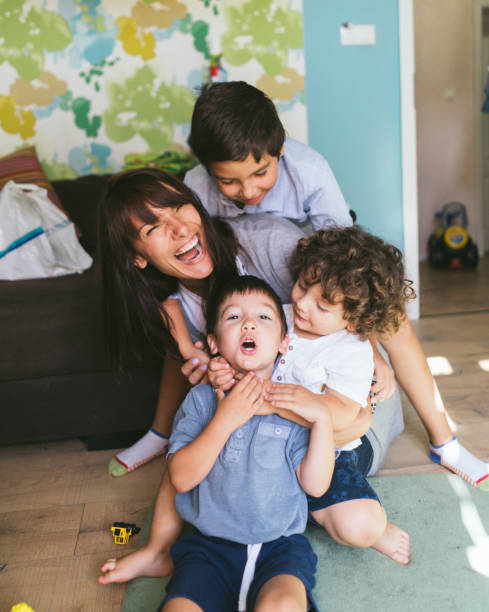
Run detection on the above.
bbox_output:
[303,0,403,248]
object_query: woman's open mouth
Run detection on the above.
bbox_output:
[240,337,257,355]
[175,235,204,263]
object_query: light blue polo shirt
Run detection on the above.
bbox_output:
[168,384,310,545]
[184,137,353,231]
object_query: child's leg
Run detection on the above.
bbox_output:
[381,319,489,488]
[311,499,410,565]
[248,535,318,611]
[98,467,182,584]
[108,355,190,477]
[254,574,307,612]
[308,446,409,565]
[158,534,241,612]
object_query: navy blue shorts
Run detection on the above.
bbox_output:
[159,532,318,612]
[307,436,379,514]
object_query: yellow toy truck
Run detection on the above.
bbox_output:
[110,522,140,545]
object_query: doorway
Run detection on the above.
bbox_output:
[414,0,489,317]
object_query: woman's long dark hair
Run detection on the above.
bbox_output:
[97,168,240,369]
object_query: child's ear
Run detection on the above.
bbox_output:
[279,144,285,158]
[207,334,219,356]
[278,333,290,355]
[133,254,148,269]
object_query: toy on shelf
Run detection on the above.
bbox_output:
[427,202,478,269]
[110,522,140,545]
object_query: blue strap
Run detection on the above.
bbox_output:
[0,226,44,258]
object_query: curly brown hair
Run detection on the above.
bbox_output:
[290,226,416,339]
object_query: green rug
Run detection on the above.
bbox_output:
[122,474,489,611]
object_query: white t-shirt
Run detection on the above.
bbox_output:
[273,305,374,451]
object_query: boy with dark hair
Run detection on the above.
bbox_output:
[185,81,352,230]
[160,275,334,611]
[186,80,489,491]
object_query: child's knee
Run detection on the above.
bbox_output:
[318,500,387,548]
[255,594,304,612]
[254,575,307,612]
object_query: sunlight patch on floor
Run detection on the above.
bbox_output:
[448,475,489,578]
[427,356,454,376]
[478,359,489,372]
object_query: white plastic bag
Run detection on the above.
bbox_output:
[0,181,92,280]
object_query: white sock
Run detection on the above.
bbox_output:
[430,437,489,489]
[112,429,169,472]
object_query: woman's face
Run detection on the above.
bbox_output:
[132,203,214,284]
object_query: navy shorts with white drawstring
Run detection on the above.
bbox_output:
[158,531,318,612]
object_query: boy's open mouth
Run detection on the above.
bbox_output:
[175,235,204,263]
[240,337,257,354]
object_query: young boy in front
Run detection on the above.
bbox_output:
[211,226,413,565]
[184,80,489,490]
[160,275,334,612]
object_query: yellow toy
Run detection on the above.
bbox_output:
[110,522,140,545]
[10,604,35,612]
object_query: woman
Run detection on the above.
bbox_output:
[97,168,400,584]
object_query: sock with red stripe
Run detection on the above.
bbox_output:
[108,429,169,477]
[430,437,489,490]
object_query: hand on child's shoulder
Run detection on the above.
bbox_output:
[208,355,236,391]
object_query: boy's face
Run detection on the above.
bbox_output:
[210,146,284,208]
[291,280,351,339]
[207,290,289,379]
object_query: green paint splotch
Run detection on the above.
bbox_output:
[179,14,210,59]
[0,1,72,81]
[42,158,79,181]
[59,90,102,138]
[221,0,302,77]
[103,65,195,152]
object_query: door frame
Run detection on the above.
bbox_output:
[475,0,489,255]
[399,0,420,319]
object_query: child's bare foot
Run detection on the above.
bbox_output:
[372,522,410,565]
[98,546,173,584]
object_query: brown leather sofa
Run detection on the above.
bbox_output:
[1,175,162,446]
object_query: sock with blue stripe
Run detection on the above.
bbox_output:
[430,437,489,490]
[108,429,169,477]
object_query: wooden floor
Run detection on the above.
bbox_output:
[1,257,489,611]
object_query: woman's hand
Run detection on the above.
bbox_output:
[180,341,210,386]
[370,343,397,402]
[208,355,237,391]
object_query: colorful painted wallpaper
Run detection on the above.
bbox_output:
[0,0,306,179]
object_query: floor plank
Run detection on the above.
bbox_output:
[420,252,489,316]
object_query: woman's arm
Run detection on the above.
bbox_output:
[163,298,210,365]
[369,335,397,403]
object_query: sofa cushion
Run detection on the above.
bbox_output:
[52,174,110,256]
[0,146,68,216]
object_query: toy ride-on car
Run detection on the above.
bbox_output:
[427,202,478,269]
